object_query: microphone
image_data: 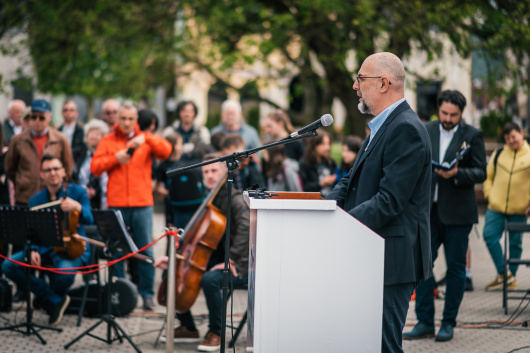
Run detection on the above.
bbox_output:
[289,114,333,138]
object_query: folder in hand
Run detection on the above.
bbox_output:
[432,143,470,171]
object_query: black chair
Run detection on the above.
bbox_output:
[502,221,530,314]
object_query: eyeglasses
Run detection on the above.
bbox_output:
[30,114,47,121]
[104,110,118,115]
[355,76,391,85]
[42,167,62,173]
[63,108,76,112]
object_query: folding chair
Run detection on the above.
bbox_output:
[503,221,530,314]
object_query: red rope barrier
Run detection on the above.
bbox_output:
[0,229,181,275]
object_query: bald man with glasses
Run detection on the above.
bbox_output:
[5,98,73,205]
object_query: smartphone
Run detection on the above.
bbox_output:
[126,147,136,156]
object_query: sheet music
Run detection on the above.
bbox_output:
[114,210,139,253]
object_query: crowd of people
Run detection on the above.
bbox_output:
[0,95,362,348]
[0,64,529,351]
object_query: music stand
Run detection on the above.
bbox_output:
[0,205,64,344]
[64,210,144,353]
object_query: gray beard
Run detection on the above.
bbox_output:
[358,101,371,115]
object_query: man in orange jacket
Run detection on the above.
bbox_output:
[91,101,172,310]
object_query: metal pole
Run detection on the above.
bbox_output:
[166,233,176,353]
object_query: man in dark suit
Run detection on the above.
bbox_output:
[404,90,487,341]
[326,52,432,353]
[3,99,26,144]
[59,100,86,152]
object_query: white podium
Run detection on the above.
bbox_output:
[243,192,385,353]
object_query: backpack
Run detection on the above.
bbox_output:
[167,167,205,211]
[493,147,504,175]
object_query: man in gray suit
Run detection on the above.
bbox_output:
[326,52,432,353]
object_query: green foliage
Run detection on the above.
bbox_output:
[480,110,512,139]
[2,0,177,101]
[246,105,261,133]
[206,110,221,131]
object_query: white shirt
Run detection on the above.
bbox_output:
[8,119,23,135]
[434,123,459,202]
[61,123,76,146]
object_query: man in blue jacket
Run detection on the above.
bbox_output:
[2,153,94,326]
[326,52,432,353]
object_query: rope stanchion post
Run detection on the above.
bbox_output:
[166,229,178,353]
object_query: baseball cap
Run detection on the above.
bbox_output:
[31,99,52,113]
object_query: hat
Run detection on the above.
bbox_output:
[21,107,31,120]
[31,99,52,113]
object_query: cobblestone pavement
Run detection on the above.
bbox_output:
[1,207,529,353]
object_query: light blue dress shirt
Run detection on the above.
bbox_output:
[367,98,405,146]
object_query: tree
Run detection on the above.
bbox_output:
[1,0,178,114]
[174,0,530,135]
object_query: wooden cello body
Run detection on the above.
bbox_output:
[158,173,227,313]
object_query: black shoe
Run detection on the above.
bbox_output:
[435,323,454,341]
[403,322,435,340]
[48,295,70,326]
[13,290,28,303]
[142,296,154,311]
[465,276,474,292]
[31,295,47,311]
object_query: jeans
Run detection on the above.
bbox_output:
[2,249,84,302]
[415,205,471,327]
[483,209,526,276]
[111,206,155,299]
[177,270,248,335]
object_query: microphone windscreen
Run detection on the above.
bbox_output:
[321,114,334,127]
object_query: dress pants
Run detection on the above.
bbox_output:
[415,205,471,327]
[382,282,416,353]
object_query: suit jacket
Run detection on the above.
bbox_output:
[326,101,432,285]
[3,119,16,144]
[426,120,487,225]
[60,123,86,152]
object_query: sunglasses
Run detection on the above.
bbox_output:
[30,114,47,121]
[104,110,118,115]
[42,167,62,173]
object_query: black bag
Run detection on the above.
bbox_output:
[0,278,13,312]
[66,278,138,317]
[167,168,205,211]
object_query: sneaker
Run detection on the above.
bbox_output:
[48,295,70,326]
[485,273,515,291]
[143,296,155,311]
[197,332,221,352]
[31,294,48,312]
[160,326,200,343]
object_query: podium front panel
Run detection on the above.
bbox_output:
[246,198,384,353]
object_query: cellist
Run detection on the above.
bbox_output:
[2,154,94,326]
[154,153,250,352]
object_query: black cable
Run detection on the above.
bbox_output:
[506,345,530,353]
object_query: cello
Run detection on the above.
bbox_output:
[158,172,227,312]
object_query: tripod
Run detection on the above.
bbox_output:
[65,209,146,353]
[64,250,141,352]
[0,206,65,344]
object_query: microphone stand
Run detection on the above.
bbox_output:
[166,130,318,353]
